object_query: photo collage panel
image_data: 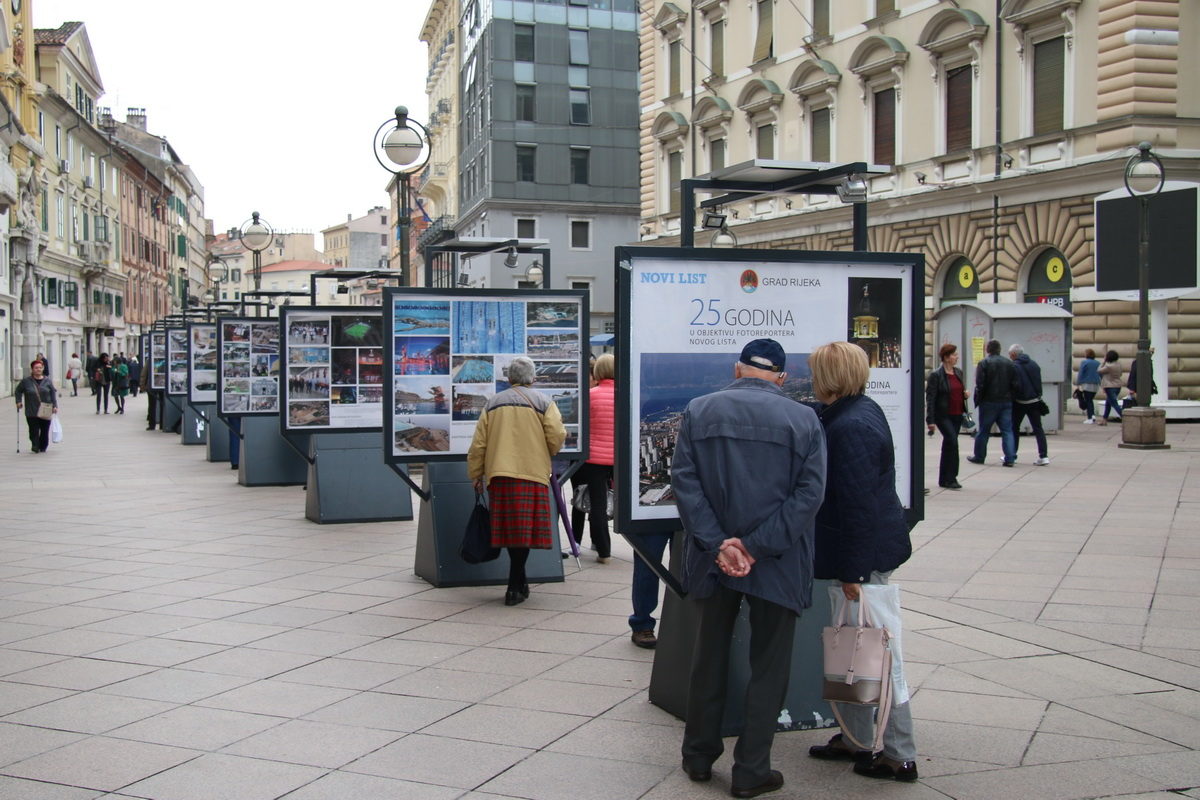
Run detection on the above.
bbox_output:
[150,332,166,390]
[189,325,218,403]
[221,321,280,414]
[389,297,583,456]
[285,313,384,429]
[167,329,189,395]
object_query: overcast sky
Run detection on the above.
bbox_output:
[34,1,432,247]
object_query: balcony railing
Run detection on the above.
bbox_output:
[84,302,112,328]
[416,215,455,251]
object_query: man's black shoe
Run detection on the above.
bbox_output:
[1002,460,1015,467]
[939,480,963,489]
[808,733,870,763]
[966,456,984,465]
[681,757,712,782]
[731,769,783,798]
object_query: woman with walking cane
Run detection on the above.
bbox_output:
[15,359,58,453]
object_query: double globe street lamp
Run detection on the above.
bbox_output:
[374,106,431,286]
[1122,141,1165,408]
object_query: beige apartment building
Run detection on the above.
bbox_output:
[640,0,1200,399]
[415,0,462,275]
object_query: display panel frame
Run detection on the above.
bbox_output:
[381,287,591,464]
[166,327,189,396]
[187,322,218,405]
[615,246,925,536]
[279,306,386,433]
[149,331,167,391]
[216,316,282,418]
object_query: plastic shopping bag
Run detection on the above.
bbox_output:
[50,416,63,444]
[828,583,909,705]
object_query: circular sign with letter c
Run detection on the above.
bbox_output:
[1045,255,1065,283]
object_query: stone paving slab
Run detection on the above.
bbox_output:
[0,393,1196,798]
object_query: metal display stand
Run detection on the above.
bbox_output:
[238,414,307,486]
[205,410,231,462]
[162,395,183,434]
[648,544,836,736]
[304,433,414,524]
[414,461,565,588]
[181,403,209,445]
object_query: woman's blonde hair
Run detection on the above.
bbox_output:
[592,353,615,381]
[809,341,869,400]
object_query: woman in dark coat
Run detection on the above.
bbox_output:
[806,341,917,783]
[925,343,968,489]
[15,359,58,453]
[94,353,112,414]
[112,357,130,414]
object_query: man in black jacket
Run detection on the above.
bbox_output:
[1009,344,1049,466]
[968,339,1018,466]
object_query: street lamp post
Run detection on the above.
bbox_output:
[373,106,430,286]
[1123,142,1165,408]
[239,212,273,294]
[206,255,228,303]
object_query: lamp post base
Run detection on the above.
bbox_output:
[1118,406,1170,450]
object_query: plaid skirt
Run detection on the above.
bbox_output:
[488,476,553,549]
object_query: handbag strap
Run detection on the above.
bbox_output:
[829,645,893,754]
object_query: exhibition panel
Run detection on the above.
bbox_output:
[217,317,282,417]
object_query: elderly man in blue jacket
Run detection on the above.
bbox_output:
[671,338,827,799]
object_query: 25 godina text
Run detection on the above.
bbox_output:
[689,299,795,327]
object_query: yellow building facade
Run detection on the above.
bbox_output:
[640,0,1200,400]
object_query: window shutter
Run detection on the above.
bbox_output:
[668,151,682,214]
[756,124,774,159]
[711,20,724,77]
[945,65,972,152]
[1033,37,1064,136]
[752,0,773,62]
[669,40,681,95]
[873,88,896,165]
[812,0,829,38]
[811,107,831,162]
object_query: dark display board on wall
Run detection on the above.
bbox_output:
[615,247,924,536]
[279,307,385,431]
[187,323,218,404]
[381,288,590,463]
[217,317,281,416]
[167,328,189,396]
[150,331,167,391]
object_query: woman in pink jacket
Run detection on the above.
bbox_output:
[571,354,614,562]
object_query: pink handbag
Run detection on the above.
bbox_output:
[821,589,894,752]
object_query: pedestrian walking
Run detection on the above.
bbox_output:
[128,356,142,397]
[94,353,112,414]
[466,356,567,606]
[571,353,614,565]
[967,339,1018,467]
[925,343,968,489]
[1074,349,1101,423]
[14,359,58,453]
[1098,350,1123,425]
[112,357,130,414]
[672,339,826,799]
[66,352,83,396]
[1126,347,1157,407]
[807,340,918,782]
[1009,344,1050,466]
[85,351,98,395]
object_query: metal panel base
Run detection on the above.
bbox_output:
[414,461,565,588]
[162,396,183,434]
[238,415,307,487]
[182,404,209,445]
[206,412,231,462]
[649,543,836,736]
[304,433,415,524]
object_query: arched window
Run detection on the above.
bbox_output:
[1024,247,1071,311]
[941,255,978,304]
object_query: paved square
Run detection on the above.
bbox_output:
[0,396,1196,798]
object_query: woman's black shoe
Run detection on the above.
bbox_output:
[808,733,870,763]
[939,480,962,489]
[854,755,919,782]
[504,590,525,606]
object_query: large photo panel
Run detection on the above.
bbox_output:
[167,327,189,396]
[280,307,385,431]
[217,317,281,416]
[382,288,589,463]
[150,331,167,390]
[616,247,923,535]
[188,323,218,404]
